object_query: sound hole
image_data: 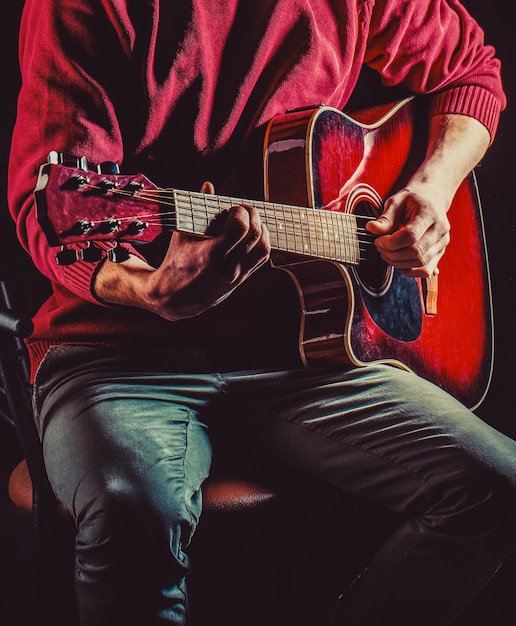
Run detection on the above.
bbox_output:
[350,198,422,343]
[352,200,393,297]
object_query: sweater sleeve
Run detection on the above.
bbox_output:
[7,0,145,305]
[365,0,505,142]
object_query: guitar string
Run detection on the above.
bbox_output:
[174,190,378,263]
[114,186,378,263]
[181,192,376,262]
[78,184,380,263]
[177,190,363,262]
[178,190,380,262]
[80,183,378,246]
[88,184,378,250]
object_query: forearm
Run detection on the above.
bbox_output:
[408,113,491,207]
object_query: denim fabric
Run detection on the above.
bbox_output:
[33,345,516,626]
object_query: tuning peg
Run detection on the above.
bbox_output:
[81,243,104,262]
[124,220,149,235]
[67,174,90,189]
[97,161,120,174]
[47,151,63,164]
[98,179,119,193]
[98,218,121,233]
[107,243,130,263]
[65,174,90,190]
[69,219,94,235]
[76,156,89,170]
[55,246,79,266]
[124,181,144,194]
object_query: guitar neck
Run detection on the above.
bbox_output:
[169,189,365,265]
[35,160,377,267]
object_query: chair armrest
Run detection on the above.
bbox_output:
[0,308,33,338]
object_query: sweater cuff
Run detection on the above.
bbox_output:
[429,85,502,144]
[62,242,146,305]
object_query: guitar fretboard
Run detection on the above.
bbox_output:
[168,189,374,265]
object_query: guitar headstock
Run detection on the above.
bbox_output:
[34,154,168,264]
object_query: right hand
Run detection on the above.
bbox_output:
[94,182,271,321]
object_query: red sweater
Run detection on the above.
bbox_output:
[8,0,505,378]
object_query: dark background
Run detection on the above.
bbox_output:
[0,2,514,625]
[461,0,516,440]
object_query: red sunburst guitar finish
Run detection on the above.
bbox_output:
[34,97,493,409]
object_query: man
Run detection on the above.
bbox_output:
[8,1,516,624]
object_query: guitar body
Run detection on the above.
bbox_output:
[264,97,493,409]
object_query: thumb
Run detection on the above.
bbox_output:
[366,197,400,235]
[366,212,395,235]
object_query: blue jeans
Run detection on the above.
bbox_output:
[33,344,516,626]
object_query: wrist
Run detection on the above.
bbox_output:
[92,255,155,308]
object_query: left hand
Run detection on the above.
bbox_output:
[366,183,451,278]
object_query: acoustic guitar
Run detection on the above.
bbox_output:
[33,97,493,409]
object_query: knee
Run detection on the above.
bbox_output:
[75,471,198,568]
[425,450,516,538]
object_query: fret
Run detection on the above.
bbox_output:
[336,209,348,263]
[325,210,336,259]
[306,207,319,258]
[331,210,343,261]
[280,202,291,251]
[298,209,307,255]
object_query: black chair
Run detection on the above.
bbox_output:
[1,272,372,626]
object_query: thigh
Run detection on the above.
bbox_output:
[252,364,516,516]
[35,347,216,535]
